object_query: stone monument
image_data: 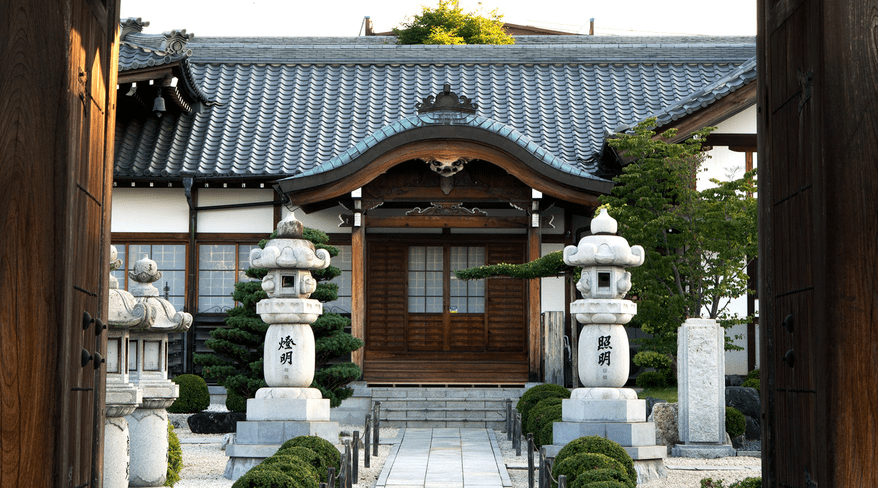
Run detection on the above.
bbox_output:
[551,209,667,483]
[672,318,735,457]
[125,255,193,487]
[104,245,145,488]
[224,213,340,479]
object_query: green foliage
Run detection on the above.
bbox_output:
[231,468,300,488]
[278,436,341,473]
[165,422,183,487]
[633,351,676,387]
[700,477,762,488]
[555,436,636,486]
[248,459,318,488]
[265,451,328,485]
[456,251,569,280]
[394,0,514,45]
[636,386,678,403]
[168,374,211,413]
[552,453,632,488]
[516,384,570,429]
[569,468,631,488]
[740,378,760,390]
[194,228,363,409]
[747,368,760,380]
[600,119,757,356]
[526,397,563,446]
[726,407,746,438]
[572,480,629,488]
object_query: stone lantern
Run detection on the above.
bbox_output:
[551,209,667,482]
[225,213,339,480]
[104,245,145,488]
[125,254,193,487]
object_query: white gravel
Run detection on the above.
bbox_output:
[170,409,761,488]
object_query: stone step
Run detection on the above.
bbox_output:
[382,411,506,420]
[380,419,507,429]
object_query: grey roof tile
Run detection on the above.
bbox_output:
[115,35,755,181]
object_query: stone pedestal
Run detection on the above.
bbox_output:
[104,384,141,488]
[127,400,174,487]
[672,318,735,458]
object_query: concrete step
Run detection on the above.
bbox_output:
[381,419,507,429]
[369,387,524,428]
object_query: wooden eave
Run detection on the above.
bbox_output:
[118,62,181,84]
[276,125,610,209]
[655,81,757,143]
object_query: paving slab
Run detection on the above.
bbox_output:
[377,428,510,488]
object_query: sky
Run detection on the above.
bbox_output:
[119,0,756,39]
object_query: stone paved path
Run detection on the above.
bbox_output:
[376,428,511,488]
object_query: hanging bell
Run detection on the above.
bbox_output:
[153,89,166,117]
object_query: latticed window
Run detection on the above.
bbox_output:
[111,244,186,311]
[407,245,484,313]
[329,245,352,314]
[197,243,259,313]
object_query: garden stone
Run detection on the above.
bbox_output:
[726,374,746,387]
[726,386,760,418]
[732,434,746,449]
[648,402,679,452]
[188,412,247,434]
[645,397,667,418]
[745,416,761,440]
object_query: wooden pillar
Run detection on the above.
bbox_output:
[527,212,542,382]
[759,0,878,485]
[350,219,366,372]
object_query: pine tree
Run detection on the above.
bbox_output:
[194,228,364,411]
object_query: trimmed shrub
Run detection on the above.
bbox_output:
[740,378,760,391]
[165,421,183,487]
[537,409,562,448]
[731,477,762,488]
[517,384,570,428]
[747,369,760,380]
[526,397,563,436]
[635,371,668,388]
[569,468,630,488]
[555,436,636,486]
[266,449,330,485]
[726,407,746,438]
[278,436,340,474]
[231,468,299,488]
[226,387,248,413]
[573,481,629,488]
[552,453,631,488]
[249,458,318,488]
[168,374,211,413]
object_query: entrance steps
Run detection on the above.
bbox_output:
[370,386,525,429]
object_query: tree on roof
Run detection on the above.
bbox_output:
[394,0,514,45]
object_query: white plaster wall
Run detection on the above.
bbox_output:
[541,243,565,312]
[198,189,275,233]
[112,188,189,233]
[285,206,347,232]
[542,206,565,235]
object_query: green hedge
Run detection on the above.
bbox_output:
[231,468,301,488]
[266,449,330,485]
[740,378,760,391]
[165,422,182,486]
[569,468,631,488]
[248,458,318,488]
[517,384,570,429]
[555,436,636,486]
[168,374,211,413]
[552,453,632,488]
[726,407,746,438]
[278,436,340,475]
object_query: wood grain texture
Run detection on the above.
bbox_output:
[759,0,878,485]
[527,225,541,381]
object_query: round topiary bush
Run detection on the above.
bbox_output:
[536,407,563,448]
[635,370,669,388]
[552,453,631,488]
[554,436,636,486]
[231,467,300,488]
[740,378,760,391]
[517,384,570,428]
[266,449,330,485]
[747,368,760,380]
[571,480,629,488]
[568,468,631,488]
[248,457,318,488]
[526,397,564,436]
[168,374,211,413]
[278,436,340,474]
[165,421,182,487]
[726,406,746,438]
[226,388,248,413]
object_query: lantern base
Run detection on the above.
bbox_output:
[561,397,646,423]
[224,419,339,480]
[246,396,330,421]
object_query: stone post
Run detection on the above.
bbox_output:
[125,255,193,487]
[551,209,667,483]
[672,318,735,457]
[104,246,145,488]
[224,213,339,479]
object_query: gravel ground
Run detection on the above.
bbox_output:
[170,408,761,488]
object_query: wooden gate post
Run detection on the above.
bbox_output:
[542,312,564,385]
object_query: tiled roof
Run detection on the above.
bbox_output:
[118,41,189,71]
[114,34,756,180]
